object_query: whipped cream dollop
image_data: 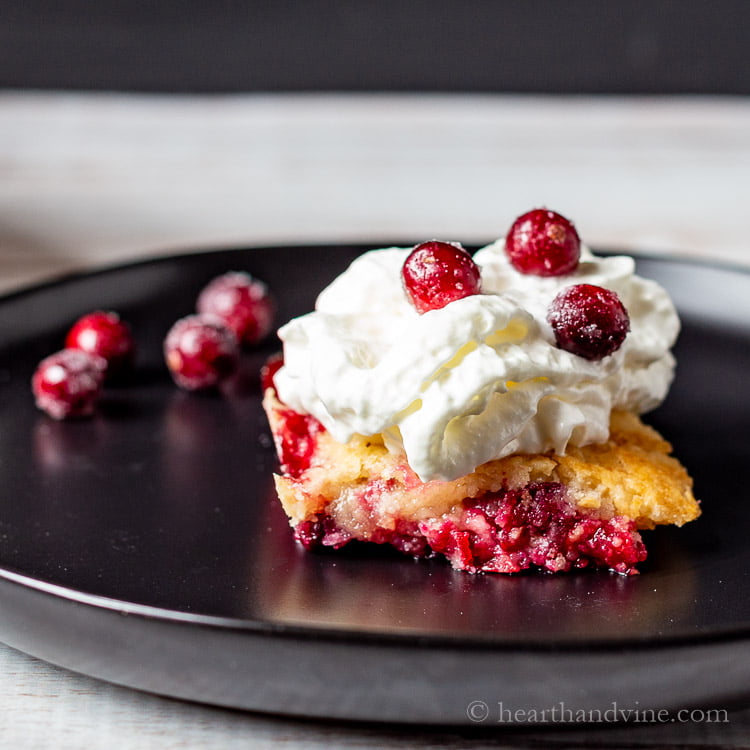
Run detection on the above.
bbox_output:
[274,241,679,482]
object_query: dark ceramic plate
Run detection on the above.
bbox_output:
[0,245,749,725]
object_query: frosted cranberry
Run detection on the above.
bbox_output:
[260,352,284,394]
[505,208,580,276]
[197,272,275,346]
[547,283,630,361]
[65,310,135,377]
[32,348,106,419]
[164,315,240,390]
[401,241,481,314]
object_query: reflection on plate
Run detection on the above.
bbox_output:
[0,245,749,723]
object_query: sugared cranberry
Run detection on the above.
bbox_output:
[260,352,284,394]
[547,283,631,361]
[505,208,581,276]
[65,310,135,377]
[164,315,240,390]
[401,241,482,314]
[196,271,275,346]
[32,348,106,419]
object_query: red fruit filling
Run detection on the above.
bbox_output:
[272,406,324,478]
[295,515,354,551]
[32,348,107,419]
[260,352,284,394]
[65,310,135,377]
[164,314,240,390]
[293,483,646,575]
[197,271,275,346]
[422,483,646,575]
[402,241,481,314]
[547,283,630,361]
[270,400,646,575]
[505,208,581,277]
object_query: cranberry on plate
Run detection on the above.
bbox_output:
[32,348,107,419]
[164,314,240,391]
[197,272,275,347]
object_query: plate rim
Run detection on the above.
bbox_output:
[4,563,750,654]
[3,241,749,306]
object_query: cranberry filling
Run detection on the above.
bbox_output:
[271,402,646,575]
[293,482,646,575]
[295,515,350,550]
[294,515,430,557]
[423,483,646,575]
[260,352,284,394]
[274,407,324,478]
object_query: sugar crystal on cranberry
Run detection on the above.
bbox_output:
[505,208,581,276]
[32,348,107,419]
[547,283,630,361]
[401,241,481,314]
[164,314,240,390]
[197,271,275,346]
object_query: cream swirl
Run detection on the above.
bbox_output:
[274,242,679,482]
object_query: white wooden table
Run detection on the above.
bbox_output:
[1,92,749,748]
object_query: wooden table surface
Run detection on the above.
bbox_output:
[1,92,749,748]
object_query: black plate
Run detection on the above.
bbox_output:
[1,245,750,725]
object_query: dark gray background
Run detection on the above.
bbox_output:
[2,0,749,94]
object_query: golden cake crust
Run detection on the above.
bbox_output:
[264,391,700,532]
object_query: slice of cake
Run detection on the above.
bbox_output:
[263,209,700,575]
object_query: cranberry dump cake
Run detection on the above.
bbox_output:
[263,209,700,574]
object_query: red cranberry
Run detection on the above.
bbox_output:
[294,515,352,550]
[547,284,630,361]
[401,241,482,314]
[275,407,323,478]
[505,208,581,276]
[32,348,106,419]
[65,310,135,377]
[260,352,284,394]
[295,517,326,550]
[164,315,240,390]
[196,272,275,346]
